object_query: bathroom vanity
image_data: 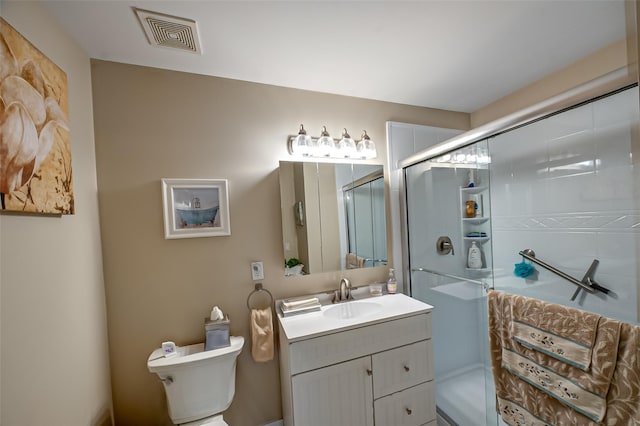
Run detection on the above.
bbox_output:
[277,293,435,426]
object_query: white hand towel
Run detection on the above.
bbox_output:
[281,297,319,310]
[250,307,274,362]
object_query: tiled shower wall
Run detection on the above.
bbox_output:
[489,86,640,323]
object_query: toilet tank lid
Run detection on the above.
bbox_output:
[147,336,244,370]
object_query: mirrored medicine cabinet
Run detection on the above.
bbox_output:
[279,160,388,276]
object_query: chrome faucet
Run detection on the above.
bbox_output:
[333,278,353,303]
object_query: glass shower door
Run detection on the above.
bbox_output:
[345,173,387,267]
[404,140,498,426]
[403,86,640,426]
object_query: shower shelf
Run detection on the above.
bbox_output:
[460,181,491,271]
[465,267,490,273]
[462,217,489,224]
[460,185,487,193]
[463,237,490,242]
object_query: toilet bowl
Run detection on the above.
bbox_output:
[148,336,244,425]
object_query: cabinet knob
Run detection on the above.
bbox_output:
[366,368,372,376]
[405,407,412,415]
[403,365,410,372]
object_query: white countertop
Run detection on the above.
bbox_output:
[277,293,433,342]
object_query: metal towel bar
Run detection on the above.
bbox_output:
[412,267,493,292]
[518,249,610,300]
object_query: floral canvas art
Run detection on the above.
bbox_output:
[0,18,73,214]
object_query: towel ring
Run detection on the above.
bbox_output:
[247,283,274,310]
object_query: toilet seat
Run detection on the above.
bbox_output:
[180,414,228,426]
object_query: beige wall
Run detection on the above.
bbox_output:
[0,2,112,425]
[279,162,298,264]
[317,163,341,273]
[472,37,637,127]
[90,59,468,425]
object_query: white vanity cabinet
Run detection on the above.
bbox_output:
[278,294,435,426]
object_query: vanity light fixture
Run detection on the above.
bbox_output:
[288,125,377,159]
[337,128,356,158]
[316,126,334,157]
[356,130,377,159]
[455,153,467,163]
[290,124,313,156]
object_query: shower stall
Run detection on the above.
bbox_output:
[400,84,640,425]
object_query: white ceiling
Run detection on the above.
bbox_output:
[42,1,628,113]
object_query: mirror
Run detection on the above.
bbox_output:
[279,161,387,276]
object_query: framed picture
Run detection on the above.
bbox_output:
[0,18,73,214]
[162,178,231,239]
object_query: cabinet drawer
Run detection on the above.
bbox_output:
[372,339,433,399]
[289,313,431,374]
[374,381,436,426]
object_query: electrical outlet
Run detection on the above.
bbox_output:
[251,261,264,281]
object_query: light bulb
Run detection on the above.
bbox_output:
[478,155,491,164]
[291,124,313,156]
[337,128,356,158]
[316,126,334,157]
[356,130,376,159]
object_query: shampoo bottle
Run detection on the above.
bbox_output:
[467,242,483,269]
[386,268,398,294]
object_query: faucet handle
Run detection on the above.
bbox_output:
[343,278,353,300]
[436,236,454,256]
[337,278,353,302]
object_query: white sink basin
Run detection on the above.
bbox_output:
[323,301,383,320]
[278,293,433,342]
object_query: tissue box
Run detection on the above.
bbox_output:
[204,316,230,351]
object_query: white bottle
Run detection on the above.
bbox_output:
[386,268,398,294]
[467,242,483,269]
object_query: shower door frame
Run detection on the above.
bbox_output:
[397,66,637,425]
[398,65,635,299]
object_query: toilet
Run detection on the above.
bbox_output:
[147,336,244,425]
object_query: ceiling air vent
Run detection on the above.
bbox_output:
[134,8,202,54]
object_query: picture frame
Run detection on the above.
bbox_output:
[0,18,74,214]
[161,178,231,239]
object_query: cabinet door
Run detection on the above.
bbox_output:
[291,356,374,426]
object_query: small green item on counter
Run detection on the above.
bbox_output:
[285,258,301,268]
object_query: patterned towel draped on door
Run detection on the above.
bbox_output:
[488,290,640,426]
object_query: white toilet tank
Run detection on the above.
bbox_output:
[148,336,244,425]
